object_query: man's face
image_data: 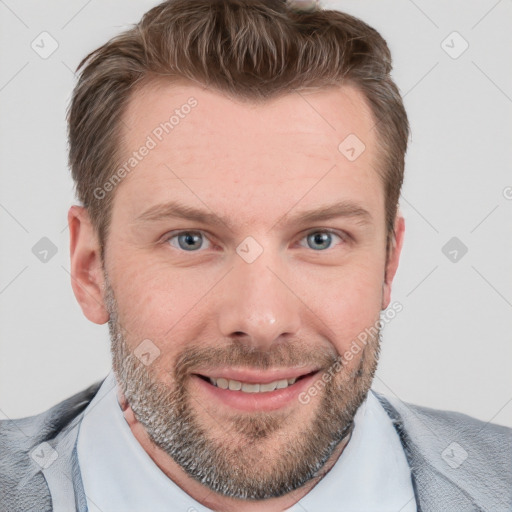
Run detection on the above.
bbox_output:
[94,81,403,499]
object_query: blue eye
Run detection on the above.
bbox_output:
[300,230,344,251]
[166,231,211,251]
[164,229,345,253]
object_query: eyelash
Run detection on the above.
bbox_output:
[161,229,349,252]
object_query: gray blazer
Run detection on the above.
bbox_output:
[1,379,511,511]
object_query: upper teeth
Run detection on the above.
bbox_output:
[208,377,297,393]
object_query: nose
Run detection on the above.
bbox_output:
[216,249,302,351]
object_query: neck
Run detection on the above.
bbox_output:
[117,388,353,512]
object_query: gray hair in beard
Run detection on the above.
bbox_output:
[103,273,381,500]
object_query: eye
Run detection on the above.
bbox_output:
[299,230,346,251]
[164,230,212,251]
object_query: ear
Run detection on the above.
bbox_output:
[68,205,109,324]
[381,213,405,310]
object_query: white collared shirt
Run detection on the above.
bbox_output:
[77,372,416,512]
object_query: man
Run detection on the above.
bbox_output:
[1,0,510,511]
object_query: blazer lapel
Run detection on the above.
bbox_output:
[373,391,484,511]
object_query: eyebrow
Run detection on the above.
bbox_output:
[134,199,373,230]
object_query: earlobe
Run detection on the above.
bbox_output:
[68,205,109,325]
[381,214,405,310]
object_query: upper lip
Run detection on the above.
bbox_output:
[195,367,319,384]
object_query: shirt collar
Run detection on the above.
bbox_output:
[77,371,416,512]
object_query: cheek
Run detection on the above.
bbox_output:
[301,262,384,355]
[108,259,212,348]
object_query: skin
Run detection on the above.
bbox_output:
[68,80,405,512]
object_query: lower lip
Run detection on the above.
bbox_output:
[192,372,319,412]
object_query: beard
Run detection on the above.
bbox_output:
[104,276,381,500]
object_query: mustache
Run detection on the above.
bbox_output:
[172,340,339,382]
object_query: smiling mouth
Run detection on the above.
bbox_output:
[195,371,317,394]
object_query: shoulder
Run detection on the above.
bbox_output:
[374,390,512,449]
[0,379,104,511]
[0,379,104,450]
[372,390,512,510]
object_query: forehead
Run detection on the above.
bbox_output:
[114,79,382,228]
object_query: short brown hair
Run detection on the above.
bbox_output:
[67,0,409,262]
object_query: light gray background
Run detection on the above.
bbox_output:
[0,0,511,428]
